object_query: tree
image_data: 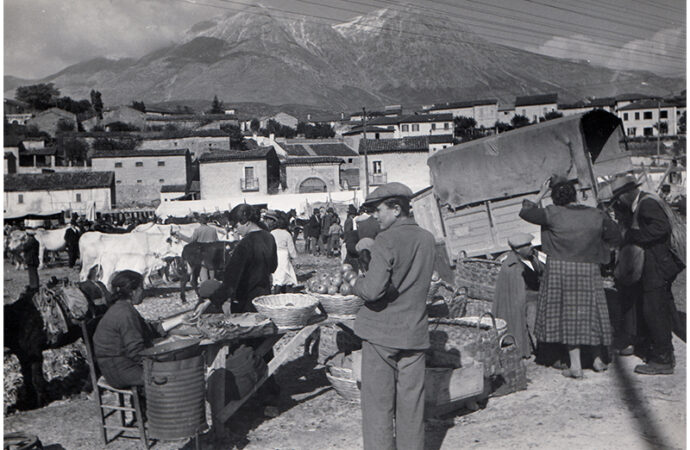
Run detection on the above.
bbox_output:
[250,118,260,132]
[56,118,75,132]
[511,115,530,128]
[221,124,247,150]
[90,90,104,119]
[55,97,92,115]
[296,122,335,138]
[107,121,141,132]
[131,101,146,112]
[454,116,481,141]
[264,119,296,138]
[542,111,563,121]
[15,83,60,110]
[494,121,513,133]
[208,95,224,114]
[62,138,89,164]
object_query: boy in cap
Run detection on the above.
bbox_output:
[351,182,436,450]
[493,232,543,358]
[609,174,684,375]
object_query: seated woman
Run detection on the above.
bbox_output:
[93,270,165,389]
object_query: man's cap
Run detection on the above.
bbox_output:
[363,182,414,206]
[198,280,222,299]
[610,174,642,199]
[508,232,534,249]
[327,207,335,213]
[313,208,319,213]
[355,237,375,253]
[347,204,358,215]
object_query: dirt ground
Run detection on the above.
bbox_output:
[3,248,687,449]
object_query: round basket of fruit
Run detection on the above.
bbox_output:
[306,264,365,318]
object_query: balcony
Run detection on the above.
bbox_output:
[369,172,387,186]
[241,177,260,192]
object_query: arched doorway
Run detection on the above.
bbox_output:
[299,177,327,193]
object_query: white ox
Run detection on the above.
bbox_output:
[132,222,232,240]
[79,230,186,289]
[7,227,68,269]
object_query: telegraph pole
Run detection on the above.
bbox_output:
[362,107,370,197]
[656,100,661,156]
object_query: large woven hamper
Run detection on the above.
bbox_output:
[252,293,318,328]
[454,258,502,301]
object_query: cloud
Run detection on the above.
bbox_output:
[529,28,686,77]
[4,0,219,79]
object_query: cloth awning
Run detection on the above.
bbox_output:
[427,110,629,209]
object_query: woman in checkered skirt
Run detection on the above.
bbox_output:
[519,176,621,378]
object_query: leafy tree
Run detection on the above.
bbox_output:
[208,95,224,114]
[56,118,75,132]
[107,121,141,132]
[62,138,89,164]
[656,121,669,135]
[264,119,296,138]
[542,111,563,121]
[454,116,482,141]
[679,111,686,134]
[131,101,146,112]
[250,118,260,132]
[55,96,92,115]
[511,114,530,128]
[90,90,104,119]
[296,122,335,138]
[93,137,139,150]
[221,124,247,150]
[15,83,60,110]
[494,121,513,133]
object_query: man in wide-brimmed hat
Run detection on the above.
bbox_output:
[610,174,684,375]
[351,182,436,450]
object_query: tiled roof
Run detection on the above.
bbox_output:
[588,97,616,107]
[34,107,76,119]
[284,156,344,165]
[428,99,497,111]
[515,94,558,106]
[160,184,186,193]
[342,126,394,136]
[92,149,188,158]
[359,136,429,154]
[284,143,357,157]
[145,114,237,122]
[615,93,658,102]
[618,100,681,111]
[199,147,273,162]
[367,114,453,126]
[429,134,454,144]
[4,171,114,192]
[283,145,311,156]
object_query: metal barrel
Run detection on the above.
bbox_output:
[143,354,207,440]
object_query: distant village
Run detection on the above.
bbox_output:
[4,88,686,221]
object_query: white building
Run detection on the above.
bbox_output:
[514,93,558,123]
[198,147,281,199]
[358,136,433,193]
[425,99,498,129]
[618,100,682,137]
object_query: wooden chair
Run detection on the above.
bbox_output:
[80,319,150,449]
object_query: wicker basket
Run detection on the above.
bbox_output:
[312,293,365,318]
[326,367,360,403]
[428,312,506,377]
[455,258,502,301]
[443,288,493,318]
[252,294,319,328]
[490,334,527,397]
[315,324,362,365]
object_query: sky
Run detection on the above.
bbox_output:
[3,0,686,80]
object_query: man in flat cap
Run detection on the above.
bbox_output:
[351,182,435,450]
[610,174,684,375]
[493,232,544,359]
[21,229,40,291]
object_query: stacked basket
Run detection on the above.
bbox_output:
[312,293,365,319]
[326,352,360,403]
[252,294,319,329]
[453,257,502,317]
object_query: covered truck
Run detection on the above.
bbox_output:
[416,110,638,260]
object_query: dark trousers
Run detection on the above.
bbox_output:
[642,283,676,365]
[27,265,39,289]
[361,341,425,450]
[97,357,144,389]
[67,245,79,268]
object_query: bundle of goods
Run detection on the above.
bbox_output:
[490,333,527,397]
[306,264,365,318]
[325,351,361,403]
[428,313,507,377]
[252,293,319,329]
[455,257,502,301]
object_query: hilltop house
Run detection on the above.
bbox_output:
[4,171,115,217]
[514,94,558,123]
[4,98,33,125]
[426,99,498,128]
[198,147,280,199]
[618,100,682,137]
[91,149,191,206]
[259,112,299,130]
[358,136,433,193]
[82,105,147,131]
[26,108,77,136]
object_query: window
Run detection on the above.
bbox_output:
[348,158,353,163]
[444,122,449,129]
[116,180,122,184]
[135,161,143,167]
[623,113,628,120]
[627,127,637,136]
[643,111,653,120]
[245,166,254,179]
[17,194,23,204]
[372,161,382,174]
[137,180,143,183]
[660,110,668,119]
[643,127,654,136]
[158,161,165,167]
[431,124,437,130]
[159,179,165,183]
[75,193,82,202]
[401,124,409,132]
[411,124,419,132]
[114,162,122,168]
[375,133,380,139]
[634,112,640,120]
